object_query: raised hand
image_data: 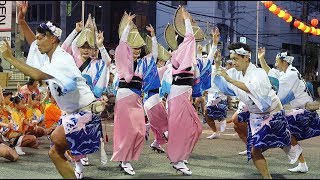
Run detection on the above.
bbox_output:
[146,24,155,37]
[258,47,266,60]
[18,1,28,22]
[127,12,136,23]
[74,21,83,32]
[0,40,14,61]
[181,6,190,20]
[212,27,220,45]
[197,44,203,54]
[96,30,104,48]
[214,49,222,62]
[75,21,83,33]
[220,68,231,81]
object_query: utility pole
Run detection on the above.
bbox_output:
[230,2,235,44]
[206,21,210,53]
[222,2,226,57]
[255,1,259,66]
[301,1,308,74]
[60,1,67,41]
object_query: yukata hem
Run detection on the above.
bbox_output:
[205,100,228,122]
[59,111,102,160]
[286,108,320,141]
[245,110,291,162]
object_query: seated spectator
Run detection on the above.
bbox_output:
[43,91,63,135]
[18,78,40,101]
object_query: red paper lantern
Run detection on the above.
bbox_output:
[311,19,319,27]
[264,1,273,9]
[273,7,280,15]
[283,12,290,21]
[294,20,300,28]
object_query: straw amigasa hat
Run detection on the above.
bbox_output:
[164,23,179,51]
[118,12,146,48]
[76,14,96,48]
[173,6,205,42]
[145,35,171,61]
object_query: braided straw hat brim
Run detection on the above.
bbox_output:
[164,23,178,51]
[145,35,171,61]
[118,13,145,48]
[173,6,205,42]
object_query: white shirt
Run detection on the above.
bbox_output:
[268,65,312,108]
[27,41,96,113]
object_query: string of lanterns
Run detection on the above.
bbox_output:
[262,1,320,36]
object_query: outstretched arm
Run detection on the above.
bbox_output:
[120,12,134,43]
[182,7,193,35]
[208,27,219,61]
[0,40,52,80]
[18,1,36,45]
[61,21,83,51]
[214,49,249,93]
[258,47,271,74]
[146,24,158,61]
[96,30,111,66]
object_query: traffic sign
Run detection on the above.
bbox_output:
[240,37,246,44]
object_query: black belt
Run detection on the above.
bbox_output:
[118,81,142,89]
[172,65,192,71]
[172,78,193,86]
[149,88,159,94]
[173,73,193,79]
[118,76,142,89]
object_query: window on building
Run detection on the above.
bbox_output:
[137,1,149,4]
[39,4,46,21]
[27,5,37,22]
[135,14,147,30]
[45,4,52,21]
[86,3,103,29]
[228,1,235,12]
[26,4,52,22]
[218,1,224,10]
[282,43,301,55]
[172,1,187,7]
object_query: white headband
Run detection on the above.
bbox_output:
[276,51,294,64]
[45,21,62,40]
[230,47,251,59]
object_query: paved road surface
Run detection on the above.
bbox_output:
[1,110,320,179]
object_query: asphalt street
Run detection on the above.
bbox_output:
[1,110,320,179]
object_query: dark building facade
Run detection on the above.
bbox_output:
[24,1,156,52]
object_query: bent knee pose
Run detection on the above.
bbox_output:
[213,42,291,179]
[2,2,102,179]
[258,47,320,173]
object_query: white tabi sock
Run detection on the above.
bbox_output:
[75,161,84,173]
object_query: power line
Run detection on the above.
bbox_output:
[157,1,240,20]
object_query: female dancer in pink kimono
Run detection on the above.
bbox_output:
[160,7,202,175]
[111,12,158,176]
